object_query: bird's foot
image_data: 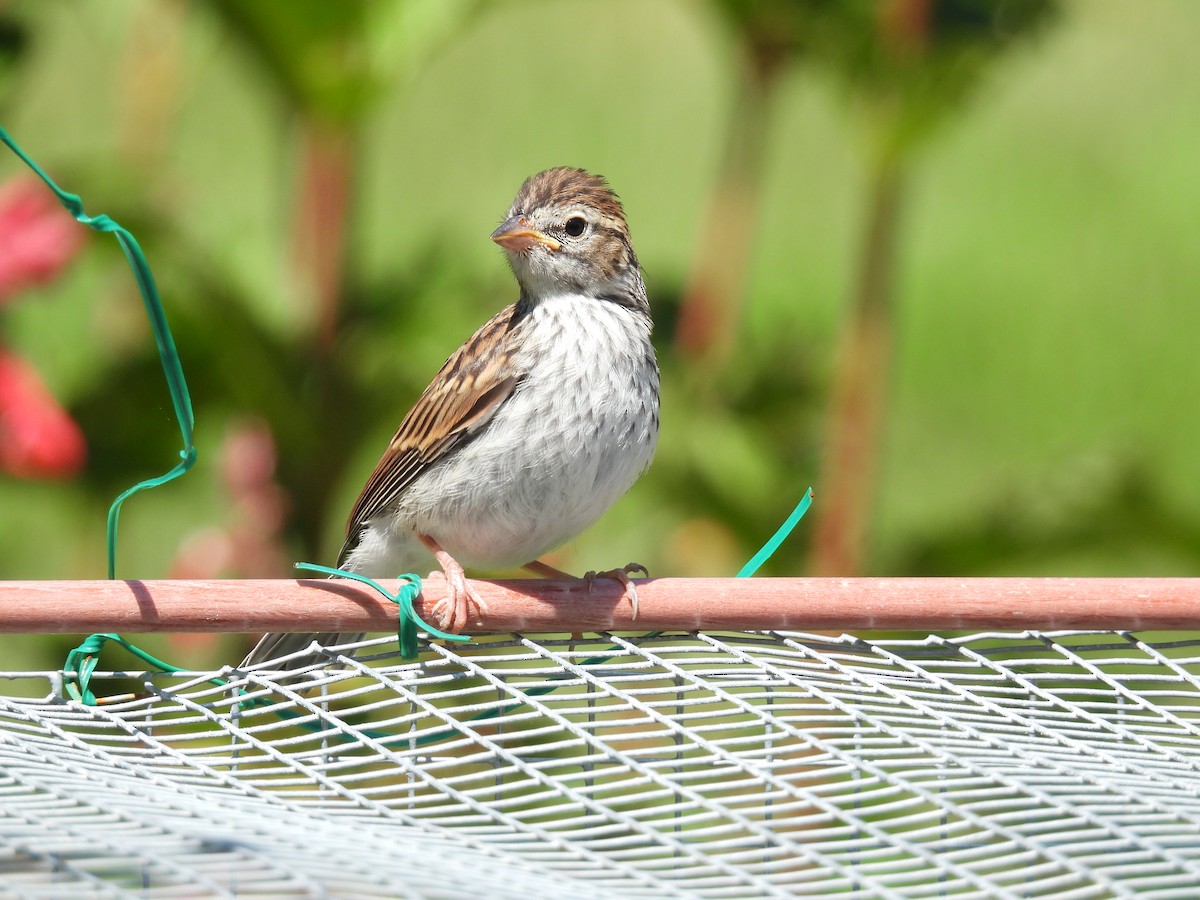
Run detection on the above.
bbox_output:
[584,562,648,621]
[420,535,487,633]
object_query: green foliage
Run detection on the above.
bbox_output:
[0,10,27,106]
[817,0,1059,155]
[712,0,1058,154]
[208,0,481,122]
[709,0,821,70]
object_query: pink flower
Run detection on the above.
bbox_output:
[0,177,85,306]
[0,350,86,478]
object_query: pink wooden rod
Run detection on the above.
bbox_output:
[1,577,1200,634]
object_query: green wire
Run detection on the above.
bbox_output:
[292,563,470,657]
[0,124,197,580]
[737,488,814,578]
[63,632,226,705]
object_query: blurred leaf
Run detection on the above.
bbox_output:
[208,0,379,121]
[207,0,481,122]
[896,462,1200,576]
[815,0,1059,155]
[0,10,28,106]
[0,12,26,61]
[708,0,820,74]
[710,0,1058,154]
[368,0,485,92]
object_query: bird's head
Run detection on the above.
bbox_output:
[491,167,646,311]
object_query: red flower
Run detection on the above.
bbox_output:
[0,350,86,478]
[0,176,89,479]
[0,177,85,306]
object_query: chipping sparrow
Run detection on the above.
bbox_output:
[244,167,659,670]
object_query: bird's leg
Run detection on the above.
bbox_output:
[420,534,486,633]
[523,560,648,621]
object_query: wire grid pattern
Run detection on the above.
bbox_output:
[2,629,1200,898]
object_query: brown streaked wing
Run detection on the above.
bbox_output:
[342,304,526,546]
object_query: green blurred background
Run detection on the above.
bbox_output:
[1,1,1198,669]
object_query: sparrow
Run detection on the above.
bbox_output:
[244,167,660,671]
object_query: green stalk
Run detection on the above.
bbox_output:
[674,44,780,368]
[810,132,905,576]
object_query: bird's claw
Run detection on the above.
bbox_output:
[432,569,486,633]
[584,562,648,620]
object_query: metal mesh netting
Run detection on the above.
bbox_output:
[3,629,1200,898]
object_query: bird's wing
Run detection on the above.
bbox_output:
[339,304,526,563]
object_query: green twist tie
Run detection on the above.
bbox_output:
[294,563,470,659]
[737,488,814,578]
[0,124,197,579]
[64,632,225,706]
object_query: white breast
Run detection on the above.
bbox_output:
[387,294,659,570]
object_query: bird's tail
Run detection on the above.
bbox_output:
[241,534,372,674]
[240,631,366,674]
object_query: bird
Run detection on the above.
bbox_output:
[243,167,660,672]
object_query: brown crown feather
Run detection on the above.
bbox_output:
[510,167,626,222]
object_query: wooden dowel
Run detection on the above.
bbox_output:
[1,578,1199,634]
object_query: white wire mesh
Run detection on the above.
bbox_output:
[2,628,1200,898]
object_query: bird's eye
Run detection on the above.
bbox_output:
[564,216,587,238]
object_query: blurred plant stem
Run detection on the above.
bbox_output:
[196,1,480,561]
[294,117,357,351]
[805,0,1057,574]
[811,137,905,575]
[674,46,782,368]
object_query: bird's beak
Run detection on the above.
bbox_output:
[490,216,562,252]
